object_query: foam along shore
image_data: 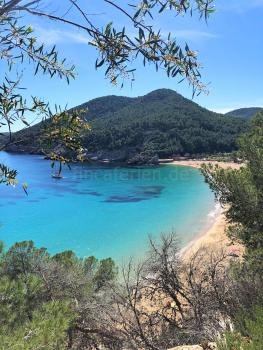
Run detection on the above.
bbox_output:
[170,160,244,260]
[181,202,244,262]
[181,207,225,260]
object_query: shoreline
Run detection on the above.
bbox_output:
[169,160,243,260]
[168,159,243,170]
[181,206,229,261]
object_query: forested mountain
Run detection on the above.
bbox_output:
[226,107,262,120]
[2,89,248,163]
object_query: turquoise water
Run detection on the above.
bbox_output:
[0,152,215,260]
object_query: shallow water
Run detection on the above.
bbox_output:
[0,152,216,260]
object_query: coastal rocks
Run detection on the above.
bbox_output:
[127,153,159,165]
[85,148,130,162]
[85,149,160,165]
[149,154,159,165]
[4,143,41,154]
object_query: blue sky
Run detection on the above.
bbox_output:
[2,0,263,130]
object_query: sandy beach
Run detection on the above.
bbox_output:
[170,159,243,170]
[169,160,244,260]
[181,208,233,261]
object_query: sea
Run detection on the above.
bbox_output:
[0,152,217,261]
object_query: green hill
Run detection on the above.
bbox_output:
[2,89,248,163]
[226,107,262,120]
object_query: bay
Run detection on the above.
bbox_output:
[0,152,216,260]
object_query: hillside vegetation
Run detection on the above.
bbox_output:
[2,112,263,349]
[2,89,248,163]
[226,107,262,120]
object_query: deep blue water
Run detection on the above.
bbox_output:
[0,152,216,260]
